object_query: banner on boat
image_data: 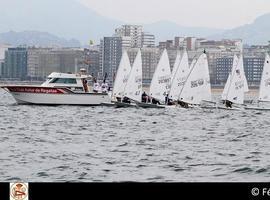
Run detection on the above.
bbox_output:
[7,87,66,94]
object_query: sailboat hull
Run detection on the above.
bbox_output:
[244,106,270,111]
[114,101,137,108]
[136,102,165,109]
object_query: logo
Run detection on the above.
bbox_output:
[10,182,28,200]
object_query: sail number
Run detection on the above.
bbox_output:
[158,76,171,84]
[191,79,204,88]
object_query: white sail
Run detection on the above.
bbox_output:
[221,56,237,100]
[259,53,270,101]
[171,51,181,84]
[222,54,248,100]
[239,55,249,92]
[124,49,142,102]
[169,50,190,101]
[112,50,131,98]
[149,49,171,102]
[230,54,249,92]
[178,53,211,104]
[225,55,245,104]
[221,73,231,100]
[231,54,239,74]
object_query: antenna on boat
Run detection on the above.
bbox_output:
[75,58,78,73]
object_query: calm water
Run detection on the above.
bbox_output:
[0,89,270,182]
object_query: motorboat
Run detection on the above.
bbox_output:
[1,69,110,105]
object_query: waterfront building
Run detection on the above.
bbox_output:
[27,48,52,80]
[3,47,28,80]
[0,60,4,77]
[27,48,84,80]
[174,37,186,48]
[0,44,12,60]
[100,37,123,85]
[115,25,143,48]
[142,32,155,47]
[244,56,265,86]
[83,48,100,79]
[186,37,197,51]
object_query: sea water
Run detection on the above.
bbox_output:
[0,89,270,182]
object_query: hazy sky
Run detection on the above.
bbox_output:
[79,0,270,29]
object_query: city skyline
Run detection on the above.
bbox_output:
[79,0,270,29]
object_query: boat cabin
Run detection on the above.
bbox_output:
[41,72,93,93]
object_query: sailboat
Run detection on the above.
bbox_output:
[102,50,132,106]
[221,55,239,102]
[177,52,212,108]
[245,53,270,110]
[136,49,171,108]
[218,54,246,110]
[115,49,142,108]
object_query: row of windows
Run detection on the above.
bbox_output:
[50,78,77,84]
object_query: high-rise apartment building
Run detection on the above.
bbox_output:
[142,32,155,47]
[3,47,28,80]
[244,56,265,86]
[186,37,197,51]
[100,37,123,85]
[115,25,143,48]
[27,48,83,80]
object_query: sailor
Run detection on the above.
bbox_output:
[116,97,122,102]
[152,98,160,105]
[167,96,174,105]
[93,78,100,93]
[82,79,89,92]
[101,82,109,93]
[141,91,147,103]
[224,100,233,108]
[122,96,131,104]
[178,98,188,108]
[101,72,109,93]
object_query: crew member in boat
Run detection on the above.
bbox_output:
[178,98,189,108]
[151,98,160,105]
[101,82,109,93]
[93,78,100,93]
[165,93,169,104]
[82,78,89,92]
[167,97,174,105]
[165,93,174,105]
[122,96,131,104]
[224,100,233,108]
[141,91,148,103]
[116,97,122,102]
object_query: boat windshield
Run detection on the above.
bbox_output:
[50,78,77,84]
